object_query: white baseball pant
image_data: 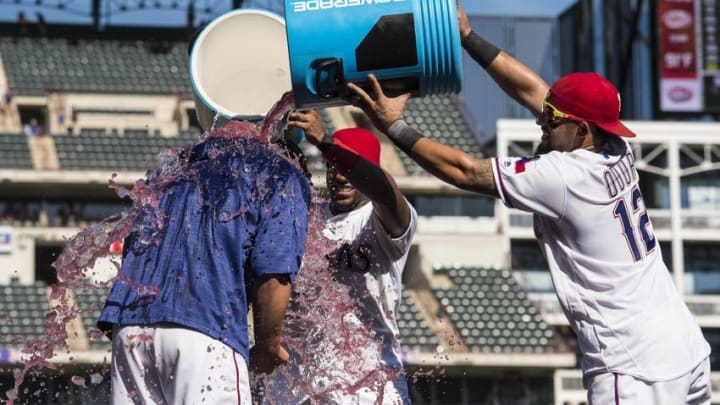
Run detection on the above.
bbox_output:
[111,324,251,405]
[586,357,711,405]
[258,347,409,405]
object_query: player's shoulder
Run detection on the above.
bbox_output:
[497,152,567,176]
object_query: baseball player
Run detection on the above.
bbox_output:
[97,122,311,404]
[344,5,711,404]
[261,111,418,404]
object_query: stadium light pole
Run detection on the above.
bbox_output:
[92,0,100,29]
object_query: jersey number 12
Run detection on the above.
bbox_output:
[613,186,657,262]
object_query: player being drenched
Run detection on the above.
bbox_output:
[347,3,711,405]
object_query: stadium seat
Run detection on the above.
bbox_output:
[432,266,561,353]
[0,36,191,96]
[0,134,34,169]
[0,281,50,346]
[54,130,194,171]
[74,285,111,350]
[397,290,440,352]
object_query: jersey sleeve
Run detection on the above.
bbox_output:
[250,165,310,283]
[491,154,567,220]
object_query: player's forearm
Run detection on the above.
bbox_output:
[462,31,549,117]
[252,274,291,350]
[340,154,396,206]
[411,138,498,197]
[486,53,549,116]
[385,121,497,196]
[345,159,410,237]
[386,120,467,187]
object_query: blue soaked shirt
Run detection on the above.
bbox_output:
[98,136,311,363]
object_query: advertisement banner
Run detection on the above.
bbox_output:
[658,0,701,111]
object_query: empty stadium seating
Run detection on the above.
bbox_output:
[0,280,114,351]
[74,284,111,350]
[432,266,561,353]
[54,131,197,171]
[0,134,33,169]
[0,37,191,96]
[0,280,441,354]
[397,290,440,352]
[0,281,49,346]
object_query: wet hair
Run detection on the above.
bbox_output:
[589,123,625,155]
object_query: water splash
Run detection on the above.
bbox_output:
[256,199,394,401]
[5,92,299,403]
[6,91,396,403]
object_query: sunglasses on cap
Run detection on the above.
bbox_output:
[539,100,584,128]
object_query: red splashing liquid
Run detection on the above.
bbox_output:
[253,200,394,404]
[6,92,394,403]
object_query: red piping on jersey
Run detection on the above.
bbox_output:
[494,158,514,208]
[233,351,241,404]
[614,373,620,404]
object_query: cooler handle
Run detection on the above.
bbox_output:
[312,58,344,99]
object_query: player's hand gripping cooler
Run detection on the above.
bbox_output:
[283,0,463,109]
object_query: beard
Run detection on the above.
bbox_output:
[534,141,551,155]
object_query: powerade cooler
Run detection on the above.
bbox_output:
[284,0,463,109]
[189,9,291,131]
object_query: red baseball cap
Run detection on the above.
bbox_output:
[332,128,381,165]
[546,72,636,138]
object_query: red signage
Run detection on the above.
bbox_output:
[658,0,698,79]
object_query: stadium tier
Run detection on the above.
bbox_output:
[0,280,113,352]
[73,284,112,351]
[432,266,564,354]
[0,280,49,347]
[397,290,441,352]
[54,129,198,170]
[0,273,562,358]
[0,133,33,169]
[0,25,480,177]
[0,36,191,96]
[0,281,446,356]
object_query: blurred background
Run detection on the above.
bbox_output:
[0,0,718,403]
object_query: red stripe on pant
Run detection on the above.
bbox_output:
[233,351,241,404]
[614,373,620,404]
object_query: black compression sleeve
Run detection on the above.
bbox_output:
[386,119,424,155]
[461,31,501,69]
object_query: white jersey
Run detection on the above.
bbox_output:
[318,201,417,404]
[492,141,710,381]
[323,201,417,373]
[260,201,417,405]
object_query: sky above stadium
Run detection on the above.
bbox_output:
[0,0,577,27]
[0,0,281,27]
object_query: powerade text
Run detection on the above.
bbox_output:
[290,0,406,13]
